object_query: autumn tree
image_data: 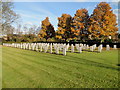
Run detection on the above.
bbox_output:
[56,14,72,41]
[38,17,55,41]
[71,9,89,40]
[88,2,118,42]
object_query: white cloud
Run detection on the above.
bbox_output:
[20,13,39,19]
[25,22,34,25]
[113,9,120,14]
[113,9,120,27]
[15,6,58,30]
[113,9,120,19]
[110,8,119,32]
[23,3,58,30]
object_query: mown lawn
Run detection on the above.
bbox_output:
[2,46,119,88]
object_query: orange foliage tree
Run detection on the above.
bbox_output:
[71,9,89,40]
[88,2,118,41]
[38,17,55,41]
[56,14,73,41]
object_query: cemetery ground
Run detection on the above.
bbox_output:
[2,46,119,88]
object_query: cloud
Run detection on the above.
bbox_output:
[15,10,41,21]
[113,9,120,20]
[15,6,58,30]
[113,9,120,14]
[25,22,34,25]
[113,9,120,29]
[23,3,58,30]
[20,13,39,19]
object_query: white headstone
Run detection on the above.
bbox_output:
[75,44,79,51]
[106,45,110,50]
[40,45,43,52]
[29,44,31,50]
[79,47,82,53]
[90,46,94,52]
[50,43,52,53]
[56,46,59,54]
[113,45,117,49]
[98,45,102,53]
[93,44,97,50]
[71,44,74,53]
[44,44,49,53]
[36,44,39,52]
[86,45,89,50]
[66,44,69,51]
[63,46,66,56]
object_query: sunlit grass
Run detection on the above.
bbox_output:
[2,46,119,88]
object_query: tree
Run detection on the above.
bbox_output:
[1,1,19,35]
[36,26,41,35]
[16,24,22,35]
[38,17,55,41]
[23,24,28,34]
[71,9,89,41]
[56,14,72,41]
[88,2,118,42]
[28,25,38,35]
[4,24,15,35]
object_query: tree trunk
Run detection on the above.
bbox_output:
[46,38,48,42]
[65,38,67,42]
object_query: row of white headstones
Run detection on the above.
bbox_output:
[3,43,117,56]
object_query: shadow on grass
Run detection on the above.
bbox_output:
[5,46,119,71]
[117,64,120,66]
[69,55,119,71]
[66,50,99,53]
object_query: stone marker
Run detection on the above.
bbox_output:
[98,45,102,53]
[90,46,94,52]
[36,44,39,52]
[40,45,43,52]
[106,45,110,50]
[79,46,82,53]
[63,46,66,56]
[66,44,69,51]
[75,44,79,51]
[50,43,52,53]
[71,44,74,53]
[113,45,117,49]
[56,46,59,54]
[44,44,49,53]
[86,45,89,50]
[93,44,97,50]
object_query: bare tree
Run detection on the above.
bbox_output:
[36,26,41,35]
[1,1,19,35]
[23,24,28,34]
[16,24,22,35]
[4,24,15,34]
[28,25,38,35]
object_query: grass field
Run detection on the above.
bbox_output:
[1,46,119,88]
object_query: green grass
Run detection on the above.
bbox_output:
[1,46,119,88]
